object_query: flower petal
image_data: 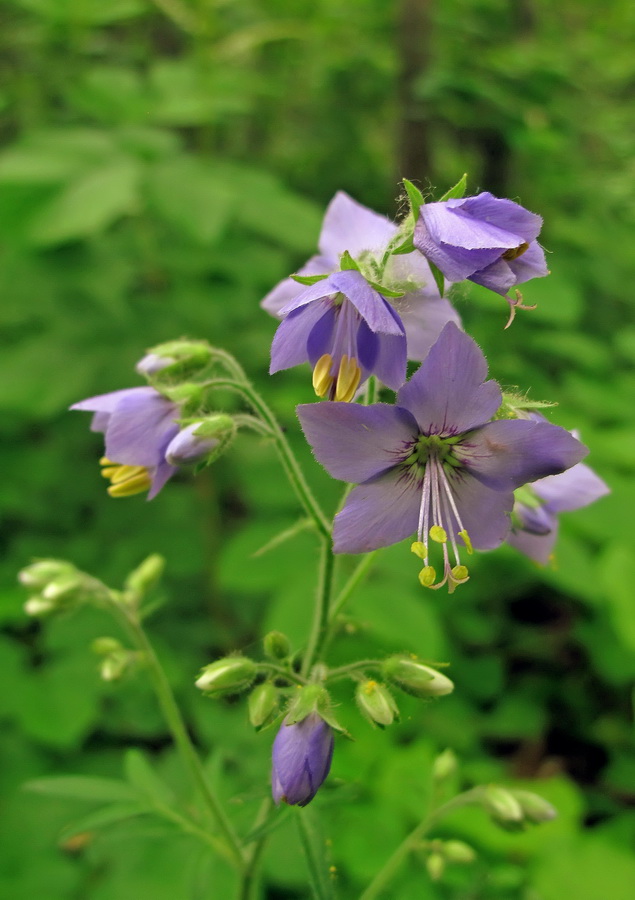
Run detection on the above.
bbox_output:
[329,270,404,335]
[71,387,150,414]
[533,462,609,513]
[270,301,332,373]
[333,468,421,554]
[261,254,334,317]
[393,291,462,362]
[104,391,179,468]
[397,323,502,436]
[318,191,396,260]
[421,198,523,250]
[447,469,514,550]
[297,401,418,484]
[148,458,178,500]
[414,215,503,281]
[455,419,588,491]
[371,329,408,390]
[457,193,543,243]
[507,240,549,284]
[507,525,558,565]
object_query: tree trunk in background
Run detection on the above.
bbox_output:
[395,0,432,195]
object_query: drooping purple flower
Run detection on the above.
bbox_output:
[165,422,220,467]
[298,323,587,591]
[413,192,548,297]
[71,387,180,499]
[262,191,461,369]
[270,269,407,399]
[507,462,609,564]
[271,713,334,807]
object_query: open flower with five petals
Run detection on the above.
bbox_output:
[298,323,587,590]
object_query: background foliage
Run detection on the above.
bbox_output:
[1,0,633,897]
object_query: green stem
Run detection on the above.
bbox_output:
[206,377,330,539]
[112,601,246,869]
[328,551,378,626]
[238,798,274,900]
[326,659,382,681]
[359,788,484,900]
[258,663,307,685]
[301,541,335,677]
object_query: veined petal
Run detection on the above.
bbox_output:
[261,254,333,317]
[328,270,404,335]
[421,200,523,250]
[456,193,543,243]
[455,419,588,491]
[394,292,462,362]
[371,329,408,391]
[397,323,501,436]
[297,402,418,484]
[446,469,514,550]
[533,462,609,513]
[71,386,153,414]
[507,240,549,284]
[105,391,179,468]
[469,258,517,294]
[319,191,396,260]
[333,468,421,553]
[414,217,503,281]
[270,301,332,373]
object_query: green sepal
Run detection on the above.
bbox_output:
[291,273,329,286]
[438,173,467,202]
[367,280,405,298]
[390,236,415,255]
[248,682,279,731]
[339,250,360,271]
[403,178,425,220]
[428,260,445,297]
[284,684,327,724]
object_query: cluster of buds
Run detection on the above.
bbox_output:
[482,784,557,831]
[91,637,140,682]
[422,839,477,881]
[19,559,110,617]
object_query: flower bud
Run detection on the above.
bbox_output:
[135,353,176,376]
[124,554,165,596]
[91,637,123,656]
[483,785,524,825]
[248,682,279,730]
[355,680,399,728]
[24,596,56,617]
[141,340,212,379]
[426,852,445,881]
[513,790,557,824]
[18,559,74,590]
[195,656,257,696]
[99,651,130,682]
[285,683,329,725]
[263,630,291,661]
[271,712,334,807]
[165,416,233,467]
[442,840,476,864]
[381,656,454,698]
[42,573,83,602]
[432,748,458,782]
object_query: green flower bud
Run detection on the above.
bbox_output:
[195,656,257,696]
[426,852,445,881]
[42,573,83,602]
[24,596,56,617]
[513,790,557,824]
[99,651,130,682]
[382,656,454,698]
[18,559,74,590]
[124,554,165,596]
[432,748,458,782]
[483,785,524,825]
[248,682,279,730]
[285,684,329,725]
[355,680,399,728]
[91,637,123,656]
[142,340,212,379]
[442,840,476,864]
[263,631,291,660]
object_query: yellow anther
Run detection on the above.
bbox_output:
[335,355,362,403]
[363,680,377,694]
[451,565,469,582]
[107,470,152,497]
[108,464,148,485]
[100,457,114,466]
[100,466,121,479]
[312,354,335,398]
[418,565,437,587]
[502,242,529,261]
[411,541,427,559]
[429,525,447,544]
[458,529,473,554]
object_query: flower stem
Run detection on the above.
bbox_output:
[238,798,274,900]
[326,659,382,681]
[301,540,335,677]
[206,377,330,539]
[111,600,246,869]
[358,788,484,900]
[328,551,378,626]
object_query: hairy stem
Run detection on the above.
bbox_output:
[301,541,336,677]
[238,798,274,900]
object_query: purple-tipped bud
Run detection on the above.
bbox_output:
[271,713,334,807]
[135,353,176,377]
[165,422,221,467]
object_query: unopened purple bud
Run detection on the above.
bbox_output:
[165,423,220,467]
[135,353,176,376]
[271,712,334,807]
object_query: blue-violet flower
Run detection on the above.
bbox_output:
[271,712,334,807]
[298,323,587,591]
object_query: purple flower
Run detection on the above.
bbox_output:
[413,192,548,296]
[270,269,407,399]
[262,191,461,368]
[165,422,219,467]
[71,387,180,499]
[508,462,609,564]
[298,323,587,591]
[271,713,334,807]
[135,353,176,376]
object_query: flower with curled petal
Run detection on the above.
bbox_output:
[271,712,334,807]
[298,323,587,591]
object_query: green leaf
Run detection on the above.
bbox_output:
[290,273,329,286]
[124,749,174,807]
[296,808,335,900]
[24,776,137,804]
[27,158,140,245]
[367,280,405,298]
[339,250,360,271]
[439,173,468,202]
[428,260,445,297]
[58,802,151,842]
[403,178,425,219]
[390,237,415,255]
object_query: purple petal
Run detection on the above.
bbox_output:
[447,470,514,550]
[421,198,524,250]
[297,402,418,484]
[261,253,334,317]
[71,387,152,414]
[456,193,542,243]
[306,303,338,365]
[318,191,396,260]
[455,420,588,491]
[397,323,502,436]
[507,240,549,284]
[515,503,555,535]
[507,526,558,565]
[414,215,503,281]
[270,301,332,373]
[272,714,334,806]
[148,457,178,500]
[104,391,179,468]
[533,462,609,513]
[394,292,462,362]
[370,329,408,390]
[333,468,421,554]
[469,258,517,294]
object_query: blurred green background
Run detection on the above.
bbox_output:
[1,0,634,897]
